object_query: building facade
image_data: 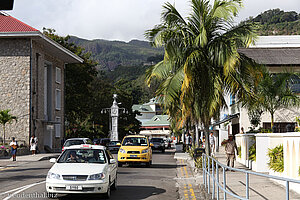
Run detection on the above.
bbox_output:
[132,98,170,138]
[0,12,82,151]
[213,35,300,145]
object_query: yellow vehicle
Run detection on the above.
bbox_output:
[117,135,152,167]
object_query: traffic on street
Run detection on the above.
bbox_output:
[0,149,178,200]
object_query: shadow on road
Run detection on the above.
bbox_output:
[120,163,183,169]
[57,185,166,200]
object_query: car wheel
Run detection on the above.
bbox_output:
[118,162,123,167]
[111,175,117,190]
[104,182,111,199]
[146,161,151,167]
[161,149,165,153]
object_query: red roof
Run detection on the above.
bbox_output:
[0,12,38,32]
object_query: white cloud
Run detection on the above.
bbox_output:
[7,0,300,41]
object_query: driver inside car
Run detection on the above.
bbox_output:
[66,151,78,163]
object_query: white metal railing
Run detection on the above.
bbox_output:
[202,154,300,200]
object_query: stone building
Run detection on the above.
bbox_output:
[0,12,83,152]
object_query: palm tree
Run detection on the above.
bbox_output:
[0,109,17,145]
[146,0,261,155]
[243,68,300,129]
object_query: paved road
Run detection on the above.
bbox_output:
[0,150,178,200]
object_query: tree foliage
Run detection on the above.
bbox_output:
[145,0,262,155]
[0,109,17,145]
[243,67,300,128]
[242,9,300,35]
[43,28,140,140]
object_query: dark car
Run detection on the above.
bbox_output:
[150,138,165,153]
[93,138,111,147]
[108,140,121,152]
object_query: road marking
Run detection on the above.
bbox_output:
[1,181,46,200]
[184,166,189,178]
[0,167,15,171]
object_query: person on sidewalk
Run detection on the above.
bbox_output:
[185,133,192,151]
[30,135,38,155]
[10,137,18,161]
[209,132,215,155]
[221,135,238,170]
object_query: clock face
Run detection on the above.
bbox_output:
[112,109,117,114]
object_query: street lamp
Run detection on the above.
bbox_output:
[101,94,128,141]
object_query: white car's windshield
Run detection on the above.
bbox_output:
[122,137,148,146]
[58,149,107,164]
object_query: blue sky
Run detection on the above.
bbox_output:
[7,0,300,41]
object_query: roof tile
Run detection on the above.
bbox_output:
[0,12,38,32]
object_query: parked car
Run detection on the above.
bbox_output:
[46,144,117,198]
[108,140,121,152]
[62,138,93,152]
[93,138,111,147]
[117,135,152,167]
[150,138,165,153]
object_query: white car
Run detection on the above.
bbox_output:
[46,144,117,198]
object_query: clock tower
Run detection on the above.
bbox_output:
[110,94,119,141]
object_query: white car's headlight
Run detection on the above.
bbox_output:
[47,172,61,180]
[88,173,106,180]
[119,148,126,153]
[142,149,148,154]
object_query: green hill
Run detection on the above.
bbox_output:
[68,36,163,71]
[242,9,300,35]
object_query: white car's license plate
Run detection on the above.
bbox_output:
[130,155,137,157]
[66,185,82,190]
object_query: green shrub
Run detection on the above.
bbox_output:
[268,144,284,173]
[237,146,241,158]
[194,156,217,169]
[249,143,256,161]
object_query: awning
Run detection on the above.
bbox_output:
[212,113,239,127]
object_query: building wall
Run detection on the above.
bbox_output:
[0,38,31,144]
[0,38,65,151]
[32,41,65,152]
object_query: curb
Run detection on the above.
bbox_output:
[38,154,60,161]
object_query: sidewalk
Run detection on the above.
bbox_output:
[175,147,300,200]
[174,152,209,200]
[0,153,60,168]
[213,147,300,200]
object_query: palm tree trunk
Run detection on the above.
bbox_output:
[195,123,199,147]
[3,126,5,145]
[204,125,211,156]
[271,113,274,130]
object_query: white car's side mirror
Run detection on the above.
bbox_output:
[49,158,57,163]
[110,159,117,164]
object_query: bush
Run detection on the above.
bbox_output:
[237,146,241,158]
[249,143,256,161]
[268,144,284,172]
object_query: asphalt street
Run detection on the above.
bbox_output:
[0,150,178,200]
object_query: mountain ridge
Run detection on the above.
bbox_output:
[68,36,163,71]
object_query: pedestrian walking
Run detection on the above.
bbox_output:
[10,137,18,161]
[185,133,192,151]
[30,135,38,155]
[209,132,215,155]
[221,135,238,170]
